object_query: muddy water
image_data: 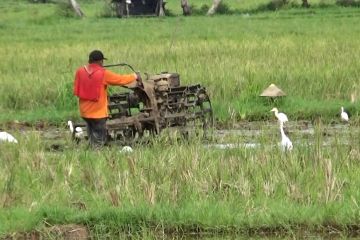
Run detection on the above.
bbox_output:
[210,121,357,150]
[3,120,357,151]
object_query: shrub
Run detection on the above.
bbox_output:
[191,2,233,15]
[28,0,53,3]
[267,0,289,10]
[191,4,209,15]
[164,7,175,17]
[336,0,360,7]
[99,1,116,18]
[255,0,300,12]
[215,2,234,15]
[56,0,78,18]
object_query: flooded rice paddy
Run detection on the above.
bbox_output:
[211,121,356,150]
[3,120,357,152]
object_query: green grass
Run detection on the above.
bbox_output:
[1,125,360,238]
[1,1,360,124]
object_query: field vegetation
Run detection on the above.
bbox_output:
[0,0,360,124]
[1,0,360,238]
[2,125,360,238]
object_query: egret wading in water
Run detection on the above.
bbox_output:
[279,122,293,152]
[270,107,288,125]
[67,120,84,139]
[340,107,349,122]
[0,131,18,143]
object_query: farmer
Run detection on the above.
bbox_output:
[73,50,139,147]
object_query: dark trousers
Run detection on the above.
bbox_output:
[82,117,107,147]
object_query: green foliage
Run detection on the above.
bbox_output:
[255,0,301,11]
[98,0,116,18]
[28,0,53,3]
[163,6,175,17]
[191,2,236,15]
[214,2,234,14]
[1,2,360,238]
[1,124,360,237]
[0,1,360,125]
[55,0,79,18]
[336,0,360,6]
[190,4,210,15]
[190,4,209,15]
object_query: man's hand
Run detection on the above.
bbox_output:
[135,72,143,87]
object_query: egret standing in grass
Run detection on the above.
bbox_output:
[67,120,84,139]
[340,106,349,122]
[120,146,133,153]
[0,131,18,143]
[270,107,289,124]
[279,122,293,151]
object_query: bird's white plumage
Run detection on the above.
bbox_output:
[67,120,84,138]
[74,127,84,138]
[67,120,74,133]
[271,107,288,124]
[0,131,18,143]
[121,146,133,153]
[279,122,292,151]
[340,107,349,122]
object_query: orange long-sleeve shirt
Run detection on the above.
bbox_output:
[79,70,136,119]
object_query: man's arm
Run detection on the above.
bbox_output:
[103,70,137,86]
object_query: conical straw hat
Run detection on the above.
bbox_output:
[260,83,286,97]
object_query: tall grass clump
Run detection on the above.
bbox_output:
[213,2,235,14]
[98,0,117,18]
[0,1,360,124]
[255,0,300,11]
[55,0,81,18]
[28,0,52,3]
[190,4,209,15]
[336,0,360,6]
[2,123,360,237]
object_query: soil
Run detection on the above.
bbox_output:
[3,224,89,240]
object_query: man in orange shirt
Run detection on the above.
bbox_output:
[74,50,138,147]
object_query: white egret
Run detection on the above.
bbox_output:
[279,122,293,152]
[270,107,288,124]
[340,107,349,122]
[120,146,133,153]
[67,120,84,138]
[0,131,18,143]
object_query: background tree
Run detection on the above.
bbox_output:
[69,0,84,17]
[181,0,191,15]
[207,0,222,15]
[157,0,165,16]
[302,0,310,7]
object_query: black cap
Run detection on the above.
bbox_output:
[88,50,107,62]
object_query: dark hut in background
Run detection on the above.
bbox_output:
[112,0,166,17]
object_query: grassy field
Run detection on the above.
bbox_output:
[2,123,360,238]
[1,0,360,125]
[2,0,360,238]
